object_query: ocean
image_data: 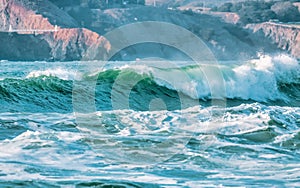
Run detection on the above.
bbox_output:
[0,54,299,187]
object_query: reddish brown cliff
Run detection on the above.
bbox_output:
[41,28,110,60]
[0,0,110,61]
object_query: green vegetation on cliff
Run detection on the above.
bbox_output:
[212,0,300,24]
[49,0,145,9]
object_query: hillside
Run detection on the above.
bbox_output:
[144,0,246,7]
[77,6,280,60]
[0,0,297,61]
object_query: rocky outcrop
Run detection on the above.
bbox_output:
[41,28,110,61]
[294,2,300,12]
[247,22,300,59]
[0,0,78,30]
[206,12,240,24]
[0,0,110,61]
[0,28,110,61]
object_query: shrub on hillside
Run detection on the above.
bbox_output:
[271,1,300,22]
[213,0,300,24]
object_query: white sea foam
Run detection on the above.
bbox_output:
[121,54,300,101]
[22,55,300,101]
[26,68,80,80]
[225,54,299,101]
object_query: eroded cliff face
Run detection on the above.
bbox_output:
[41,28,110,61]
[0,0,77,30]
[0,0,296,61]
[0,0,110,61]
[247,22,300,59]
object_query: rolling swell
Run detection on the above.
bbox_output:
[0,71,189,113]
[1,55,299,113]
[0,76,72,113]
[1,70,299,113]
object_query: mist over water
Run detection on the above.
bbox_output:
[0,56,299,186]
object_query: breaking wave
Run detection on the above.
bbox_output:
[0,55,299,113]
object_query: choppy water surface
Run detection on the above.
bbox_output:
[0,55,299,187]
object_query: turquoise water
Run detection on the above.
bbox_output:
[0,57,299,187]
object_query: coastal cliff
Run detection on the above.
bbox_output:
[0,0,77,30]
[247,22,300,59]
[0,0,297,61]
[73,6,280,60]
[0,0,109,61]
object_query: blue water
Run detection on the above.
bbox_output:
[0,57,299,187]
